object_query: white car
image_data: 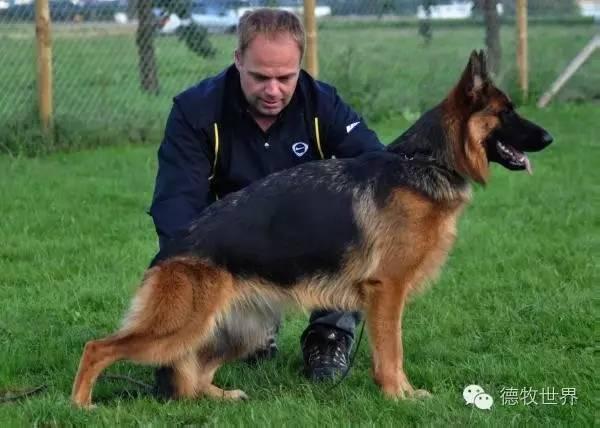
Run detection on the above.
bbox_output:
[157,5,239,35]
[192,5,238,33]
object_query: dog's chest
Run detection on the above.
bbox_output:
[364,188,465,289]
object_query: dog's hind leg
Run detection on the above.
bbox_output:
[71,258,236,409]
[168,353,202,399]
[71,334,128,409]
[171,299,282,402]
[194,353,249,401]
[168,295,283,402]
[167,351,247,401]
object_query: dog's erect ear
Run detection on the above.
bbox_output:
[470,50,484,90]
[457,50,488,101]
[478,50,488,77]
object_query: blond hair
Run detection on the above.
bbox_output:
[237,8,305,59]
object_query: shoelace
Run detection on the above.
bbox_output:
[325,321,366,392]
[306,335,349,367]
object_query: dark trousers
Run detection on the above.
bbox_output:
[306,309,361,337]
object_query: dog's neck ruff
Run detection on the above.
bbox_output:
[393,150,472,203]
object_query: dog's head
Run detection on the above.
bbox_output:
[448,50,553,183]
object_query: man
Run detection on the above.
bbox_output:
[149,8,384,395]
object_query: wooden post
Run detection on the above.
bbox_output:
[303,0,318,78]
[537,35,600,108]
[516,0,528,101]
[35,0,53,132]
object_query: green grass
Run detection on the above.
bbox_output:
[0,104,597,426]
[1,23,599,154]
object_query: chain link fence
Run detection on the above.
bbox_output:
[317,1,599,124]
[0,1,598,153]
[1,1,233,152]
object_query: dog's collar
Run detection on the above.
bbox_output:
[397,151,436,163]
[397,151,462,180]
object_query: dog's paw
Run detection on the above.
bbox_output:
[410,388,432,399]
[379,377,431,401]
[72,399,97,410]
[223,389,249,401]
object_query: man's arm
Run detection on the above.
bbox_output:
[320,87,385,157]
[149,100,215,250]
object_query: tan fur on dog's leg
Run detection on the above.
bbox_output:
[366,281,406,398]
[71,258,237,409]
[171,353,201,399]
[71,331,204,408]
[71,336,124,409]
[365,279,430,400]
[193,352,248,401]
[168,353,249,400]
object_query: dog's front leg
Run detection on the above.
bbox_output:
[365,281,430,399]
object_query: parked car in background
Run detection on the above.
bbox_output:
[157,2,241,35]
[80,0,127,22]
[191,3,239,33]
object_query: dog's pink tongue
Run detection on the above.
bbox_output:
[524,156,533,175]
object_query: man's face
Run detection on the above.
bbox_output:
[235,33,301,118]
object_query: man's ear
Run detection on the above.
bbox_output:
[234,49,242,70]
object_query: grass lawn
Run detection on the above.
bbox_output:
[0,103,597,426]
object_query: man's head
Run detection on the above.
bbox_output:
[234,9,305,118]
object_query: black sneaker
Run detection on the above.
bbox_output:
[301,325,352,381]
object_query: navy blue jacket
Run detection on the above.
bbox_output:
[149,65,384,246]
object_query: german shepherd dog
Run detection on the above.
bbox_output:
[72,51,552,408]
